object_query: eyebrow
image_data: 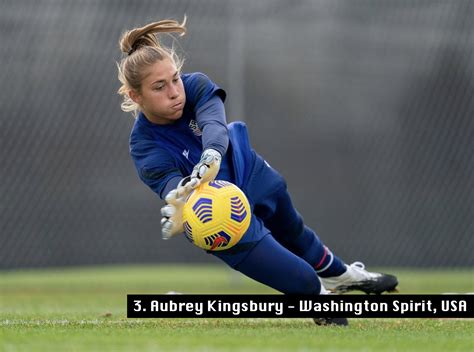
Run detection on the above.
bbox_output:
[152,71,179,85]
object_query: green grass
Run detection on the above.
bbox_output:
[1,265,473,351]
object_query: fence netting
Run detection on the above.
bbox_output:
[1,0,472,268]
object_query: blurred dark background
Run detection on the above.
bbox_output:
[1,0,472,269]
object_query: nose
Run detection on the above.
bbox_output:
[169,84,179,99]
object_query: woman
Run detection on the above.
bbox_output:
[117,18,398,326]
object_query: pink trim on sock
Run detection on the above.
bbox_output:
[314,246,328,269]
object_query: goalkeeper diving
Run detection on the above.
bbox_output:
[117,17,398,326]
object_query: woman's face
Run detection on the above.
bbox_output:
[130,58,186,124]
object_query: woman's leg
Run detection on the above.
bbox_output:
[255,187,346,278]
[247,157,346,278]
[210,214,322,294]
[234,234,322,294]
[245,157,398,294]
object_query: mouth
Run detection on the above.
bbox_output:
[171,102,184,110]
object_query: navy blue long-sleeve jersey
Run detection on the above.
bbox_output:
[129,72,254,200]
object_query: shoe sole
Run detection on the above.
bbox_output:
[313,317,349,326]
[332,274,399,295]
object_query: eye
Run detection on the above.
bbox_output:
[172,78,179,83]
[154,85,164,91]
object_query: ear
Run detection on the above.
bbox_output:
[128,90,142,105]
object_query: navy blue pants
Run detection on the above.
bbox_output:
[211,154,334,295]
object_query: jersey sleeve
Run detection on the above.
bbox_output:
[183,72,229,156]
[130,138,182,200]
[195,95,229,156]
[183,72,226,111]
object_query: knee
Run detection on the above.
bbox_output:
[285,215,305,237]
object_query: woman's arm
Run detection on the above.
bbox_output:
[195,95,229,157]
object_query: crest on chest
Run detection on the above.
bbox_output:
[188,119,202,136]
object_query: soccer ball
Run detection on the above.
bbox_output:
[182,180,251,251]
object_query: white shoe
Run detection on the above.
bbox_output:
[319,277,331,295]
[320,262,398,294]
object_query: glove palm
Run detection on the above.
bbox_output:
[160,177,199,239]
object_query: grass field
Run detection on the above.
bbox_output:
[1,265,473,351]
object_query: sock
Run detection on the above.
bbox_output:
[313,246,347,278]
[280,224,347,279]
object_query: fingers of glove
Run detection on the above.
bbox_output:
[191,165,200,179]
[176,178,200,198]
[187,177,200,189]
[191,163,211,179]
[161,217,178,239]
[161,220,173,234]
[161,218,184,240]
[197,164,209,178]
[165,190,186,207]
[161,219,173,231]
[195,161,221,184]
[161,225,173,240]
[161,204,176,218]
[166,176,199,204]
[161,215,171,227]
[164,189,178,203]
[165,192,189,208]
[175,185,188,199]
[177,176,193,189]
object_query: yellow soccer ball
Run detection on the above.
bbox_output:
[182,180,251,251]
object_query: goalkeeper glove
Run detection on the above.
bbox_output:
[161,149,222,239]
[160,176,200,240]
[191,148,222,183]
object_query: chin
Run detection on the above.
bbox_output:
[170,110,184,119]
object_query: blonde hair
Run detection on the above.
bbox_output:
[117,17,187,117]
